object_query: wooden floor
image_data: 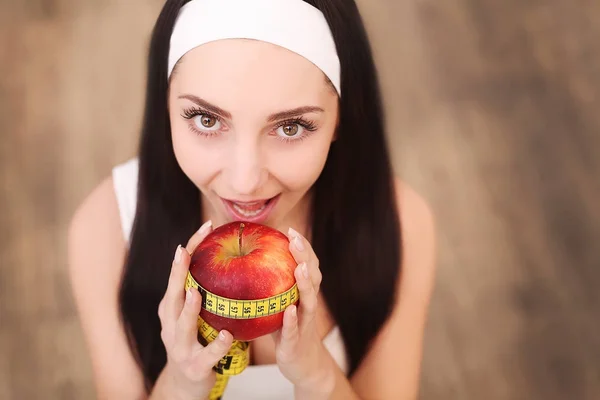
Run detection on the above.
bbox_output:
[1,0,599,399]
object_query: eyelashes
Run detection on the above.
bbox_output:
[180,106,319,143]
[182,107,210,120]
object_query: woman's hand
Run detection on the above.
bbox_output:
[155,220,234,400]
[272,227,335,396]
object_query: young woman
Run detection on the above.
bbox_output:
[67,0,437,399]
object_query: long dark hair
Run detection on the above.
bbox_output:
[119,0,402,392]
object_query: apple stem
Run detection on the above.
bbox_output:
[238,223,245,251]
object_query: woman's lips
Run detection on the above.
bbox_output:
[221,194,280,223]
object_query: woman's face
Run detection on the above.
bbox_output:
[168,39,339,232]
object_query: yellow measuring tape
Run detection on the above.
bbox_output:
[185,271,299,399]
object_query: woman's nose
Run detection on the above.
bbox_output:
[225,138,268,196]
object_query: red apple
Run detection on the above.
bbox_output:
[189,221,298,341]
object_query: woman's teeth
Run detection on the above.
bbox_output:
[232,202,267,217]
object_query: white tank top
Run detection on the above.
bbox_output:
[112,157,349,399]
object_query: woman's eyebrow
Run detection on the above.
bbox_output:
[179,94,232,118]
[266,106,324,122]
[179,94,323,121]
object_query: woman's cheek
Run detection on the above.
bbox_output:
[172,126,225,188]
[271,140,331,190]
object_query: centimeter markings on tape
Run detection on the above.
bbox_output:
[196,315,250,375]
[186,272,299,319]
[183,272,300,400]
[209,375,229,400]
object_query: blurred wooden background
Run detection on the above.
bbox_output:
[1,0,599,399]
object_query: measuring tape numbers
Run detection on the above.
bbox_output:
[184,271,299,399]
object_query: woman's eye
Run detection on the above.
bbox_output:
[277,124,302,138]
[194,114,221,131]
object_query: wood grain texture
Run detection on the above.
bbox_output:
[1,0,598,399]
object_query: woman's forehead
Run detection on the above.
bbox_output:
[169,39,334,109]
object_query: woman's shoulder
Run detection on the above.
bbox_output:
[393,178,436,243]
[392,177,437,294]
[68,168,129,271]
[67,161,130,316]
[66,158,147,398]
[348,178,436,397]
[67,157,140,294]
[393,178,434,224]
[68,157,138,261]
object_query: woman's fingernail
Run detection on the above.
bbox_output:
[174,245,182,264]
[186,288,193,304]
[198,220,213,235]
[288,227,305,251]
[301,263,309,279]
[290,305,297,319]
[219,331,226,341]
[294,236,305,252]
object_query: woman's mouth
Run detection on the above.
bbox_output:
[221,194,280,223]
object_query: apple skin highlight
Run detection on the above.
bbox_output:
[189,221,298,341]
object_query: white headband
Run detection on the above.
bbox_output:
[168,0,341,96]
